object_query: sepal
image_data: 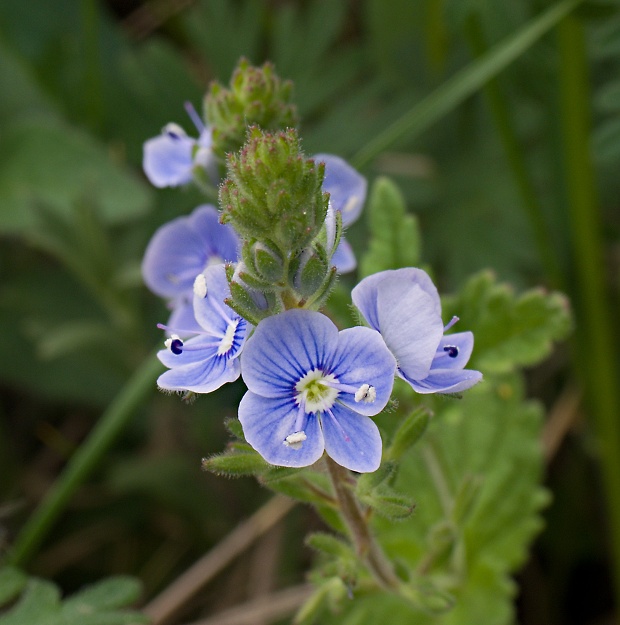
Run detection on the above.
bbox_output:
[289,243,330,298]
[201,443,268,477]
[386,407,431,461]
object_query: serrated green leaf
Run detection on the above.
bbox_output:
[442,271,572,373]
[359,177,421,279]
[0,568,27,608]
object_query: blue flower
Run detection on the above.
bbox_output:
[157,264,249,393]
[352,268,482,394]
[314,154,367,273]
[142,204,240,333]
[238,309,396,472]
[143,103,217,188]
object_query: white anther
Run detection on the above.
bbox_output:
[164,334,181,350]
[193,273,208,298]
[354,384,376,403]
[284,431,307,450]
[163,122,187,138]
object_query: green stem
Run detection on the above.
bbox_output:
[465,14,563,288]
[351,0,583,171]
[324,457,399,590]
[7,352,163,567]
[557,16,620,614]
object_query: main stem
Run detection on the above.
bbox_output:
[324,456,399,590]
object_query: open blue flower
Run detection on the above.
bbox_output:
[352,268,482,394]
[143,103,217,188]
[142,204,240,332]
[314,154,367,273]
[238,309,396,472]
[157,264,249,393]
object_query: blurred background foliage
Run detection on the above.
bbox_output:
[0,0,620,623]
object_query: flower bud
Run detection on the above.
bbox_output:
[220,127,328,252]
[289,243,329,298]
[251,240,285,283]
[205,59,298,163]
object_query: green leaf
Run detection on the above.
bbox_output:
[352,0,584,168]
[386,408,431,462]
[442,271,572,374]
[60,576,143,614]
[0,117,151,234]
[359,177,421,278]
[0,579,60,625]
[201,447,268,478]
[305,532,355,559]
[0,568,27,608]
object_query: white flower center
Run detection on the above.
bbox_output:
[217,320,239,356]
[295,369,338,413]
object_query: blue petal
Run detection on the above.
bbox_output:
[403,368,483,395]
[371,269,444,380]
[142,205,237,300]
[157,333,221,368]
[322,404,382,473]
[241,310,338,398]
[314,154,367,227]
[143,132,195,188]
[239,392,325,467]
[193,264,239,336]
[331,238,357,273]
[157,352,240,393]
[165,298,202,337]
[431,331,474,370]
[328,326,396,416]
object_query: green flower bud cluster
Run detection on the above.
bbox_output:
[205,59,299,165]
[219,127,339,323]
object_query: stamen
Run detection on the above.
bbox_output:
[163,122,186,140]
[325,409,350,443]
[217,320,239,356]
[444,316,459,332]
[164,334,184,355]
[354,384,376,403]
[184,101,205,133]
[283,431,307,450]
[193,273,208,298]
[443,345,459,358]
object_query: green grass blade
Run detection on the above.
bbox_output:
[7,352,163,567]
[351,0,583,170]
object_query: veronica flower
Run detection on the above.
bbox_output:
[142,204,240,333]
[351,268,482,394]
[314,154,367,273]
[238,309,396,472]
[143,102,217,188]
[157,264,249,393]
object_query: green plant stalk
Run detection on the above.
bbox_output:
[465,14,563,289]
[7,352,164,567]
[557,16,620,611]
[351,0,583,171]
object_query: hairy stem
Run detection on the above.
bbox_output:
[324,456,399,590]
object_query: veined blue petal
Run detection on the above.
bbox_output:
[241,309,339,398]
[157,352,240,393]
[141,205,238,300]
[328,326,396,416]
[143,133,195,188]
[431,331,474,370]
[403,368,483,395]
[322,404,382,473]
[193,264,239,336]
[157,334,221,368]
[239,392,325,467]
[314,153,367,227]
[376,274,444,380]
[332,238,357,273]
